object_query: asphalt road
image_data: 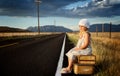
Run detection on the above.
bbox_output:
[0,33,93,76]
[0,33,65,76]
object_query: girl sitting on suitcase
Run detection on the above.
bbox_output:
[61,19,92,74]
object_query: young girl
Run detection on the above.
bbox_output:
[61,19,92,73]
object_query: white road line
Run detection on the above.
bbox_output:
[55,34,66,76]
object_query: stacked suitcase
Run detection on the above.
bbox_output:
[73,55,96,75]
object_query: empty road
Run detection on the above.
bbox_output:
[0,33,92,76]
[0,33,65,76]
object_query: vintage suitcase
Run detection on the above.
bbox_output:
[77,55,96,65]
[74,64,94,75]
[73,55,96,75]
[78,60,95,65]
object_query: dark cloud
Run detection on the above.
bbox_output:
[0,0,36,16]
[0,0,79,17]
[0,0,120,18]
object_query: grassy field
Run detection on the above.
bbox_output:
[67,32,120,76]
[0,32,61,41]
[0,32,62,47]
[0,32,61,37]
[91,32,120,39]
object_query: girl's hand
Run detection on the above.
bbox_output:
[74,47,81,51]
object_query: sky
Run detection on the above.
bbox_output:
[0,0,120,31]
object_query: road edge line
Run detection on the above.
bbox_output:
[0,42,18,48]
[55,34,66,76]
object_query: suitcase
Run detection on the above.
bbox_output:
[73,55,96,75]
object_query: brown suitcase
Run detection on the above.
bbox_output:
[78,61,95,65]
[73,55,96,75]
[77,55,96,65]
[74,63,94,75]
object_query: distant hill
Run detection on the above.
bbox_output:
[27,25,73,32]
[0,26,30,32]
[89,24,120,32]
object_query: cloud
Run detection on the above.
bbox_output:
[0,0,80,17]
[0,0,120,18]
[109,0,120,5]
[0,0,36,16]
[63,0,120,18]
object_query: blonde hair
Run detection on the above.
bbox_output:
[79,29,90,38]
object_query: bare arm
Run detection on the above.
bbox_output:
[74,32,90,51]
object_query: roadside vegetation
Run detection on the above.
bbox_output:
[67,32,120,76]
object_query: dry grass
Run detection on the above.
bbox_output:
[0,32,61,42]
[92,37,120,76]
[0,32,61,37]
[67,32,120,76]
[91,32,120,39]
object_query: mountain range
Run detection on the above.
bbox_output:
[89,24,120,32]
[27,25,73,32]
[27,24,120,32]
[0,24,120,32]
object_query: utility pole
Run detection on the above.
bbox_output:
[54,19,56,26]
[102,23,104,32]
[109,22,112,38]
[54,19,56,32]
[35,0,41,34]
[96,25,98,37]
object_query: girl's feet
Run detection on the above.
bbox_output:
[60,67,72,74]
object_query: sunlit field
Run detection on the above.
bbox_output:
[91,32,120,39]
[0,32,62,48]
[0,32,61,37]
[0,32,61,41]
[67,32,120,76]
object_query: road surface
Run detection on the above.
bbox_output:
[0,33,92,76]
[0,33,65,76]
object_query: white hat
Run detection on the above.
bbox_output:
[78,19,90,28]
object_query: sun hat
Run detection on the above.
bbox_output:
[78,19,90,28]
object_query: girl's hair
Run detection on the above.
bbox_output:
[79,30,91,37]
[79,26,88,34]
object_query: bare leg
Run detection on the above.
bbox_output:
[66,58,74,71]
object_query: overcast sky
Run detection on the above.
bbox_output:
[0,0,120,30]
